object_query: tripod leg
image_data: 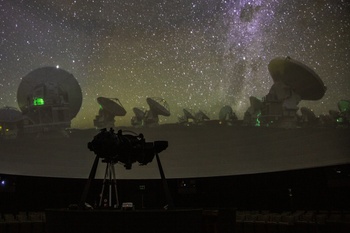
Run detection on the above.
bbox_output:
[99,163,110,207]
[79,155,100,209]
[108,166,112,207]
[110,163,119,208]
[156,153,174,209]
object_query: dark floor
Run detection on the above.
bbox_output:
[1,209,350,233]
[236,210,350,233]
[0,165,350,232]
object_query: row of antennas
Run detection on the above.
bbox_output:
[93,97,170,128]
[91,94,349,129]
[0,56,347,131]
[178,106,238,126]
[242,96,350,128]
[93,95,240,128]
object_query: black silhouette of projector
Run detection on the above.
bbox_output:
[87,128,168,169]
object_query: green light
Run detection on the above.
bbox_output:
[33,97,44,106]
[337,118,343,123]
[255,113,261,127]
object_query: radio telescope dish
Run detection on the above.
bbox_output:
[268,57,326,100]
[133,107,145,121]
[0,106,23,123]
[183,108,195,120]
[97,97,126,116]
[338,100,350,113]
[146,97,170,116]
[131,107,145,127]
[300,107,317,123]
[94,97,126,128]
[219,105,233,121]
[17,67,82,119]
[195,110,210,121]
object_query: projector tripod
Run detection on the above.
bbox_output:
[79,156,120,209]
[99,161,119,208]
[79,153,174,210]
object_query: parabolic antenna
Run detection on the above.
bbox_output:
[196,110,210,120]
[249,96,262,112]
[97,97,126,116]
[146,97,170,116]
[183,108,195,120]
[133,107,145,120]
[300,107,317,122]
[268,57,326,100]
[183,108,194,119]
[0,106,23,122]
[17,67,82,119]
[338,100,350,113]
[219,105,233,121]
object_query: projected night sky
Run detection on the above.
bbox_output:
[1,0,349,128]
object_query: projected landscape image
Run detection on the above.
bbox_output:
[0,0,349,180]
[1,0,349,128]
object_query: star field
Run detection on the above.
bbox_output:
[1,0,349,128]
